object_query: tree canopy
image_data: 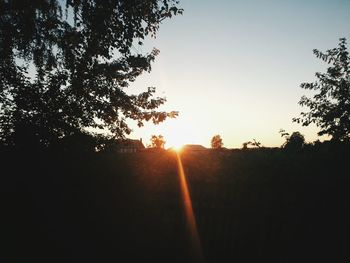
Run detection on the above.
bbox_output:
[293,38,350,141]
[280,129,305,150]
[211,134,223,149]
[0,0,182,148]
[149,134,165,149]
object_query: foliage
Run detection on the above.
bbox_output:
[242,139,262,149]
[279,129,305,150]
[250,139,262,148]
[0,0,182,148]
[149,134,165,149]
[211,134,223,149]
[293,38,350,141]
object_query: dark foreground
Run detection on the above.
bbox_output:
[2,144,350,262]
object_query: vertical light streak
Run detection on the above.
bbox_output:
[176,152,204,263]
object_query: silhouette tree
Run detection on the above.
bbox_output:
[149,135,165,149]
[242,139,262,149]
[211,135,223,149]
[242,142,249,150]
[293,38,350,141]
[280,129,305,150]
[250,139,262,148]
[0,0,182,147]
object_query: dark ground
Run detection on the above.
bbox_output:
[1,143,350,262]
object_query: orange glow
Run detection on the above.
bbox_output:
[175,152,204,262]
[162,119,199,149]
[172,144,183,152]
[166,134,187,150]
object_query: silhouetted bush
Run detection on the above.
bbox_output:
[283,131,306,151]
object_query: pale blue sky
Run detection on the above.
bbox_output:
[128,0,350,148]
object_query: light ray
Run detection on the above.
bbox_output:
[175,152,204,263]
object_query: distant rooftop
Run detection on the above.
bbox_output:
[182,144,207,151]
[115,139,145,153]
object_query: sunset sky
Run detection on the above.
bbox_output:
[128,0,350,148]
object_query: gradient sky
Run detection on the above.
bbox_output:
[127,0,350,148]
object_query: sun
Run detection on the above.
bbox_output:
[164,129,187,151]
[150,118,200,151]
[166,139,185,152]
[172,143,184,152]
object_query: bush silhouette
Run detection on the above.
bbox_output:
[282,131,306,151]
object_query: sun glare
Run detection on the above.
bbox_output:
[165,131,186,151]
[164,126,194,151]
[172,144,183,152]
[147,118,202,151]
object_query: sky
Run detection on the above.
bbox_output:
[127,0,350,149]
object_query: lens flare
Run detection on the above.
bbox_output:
[175,152,204,262]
